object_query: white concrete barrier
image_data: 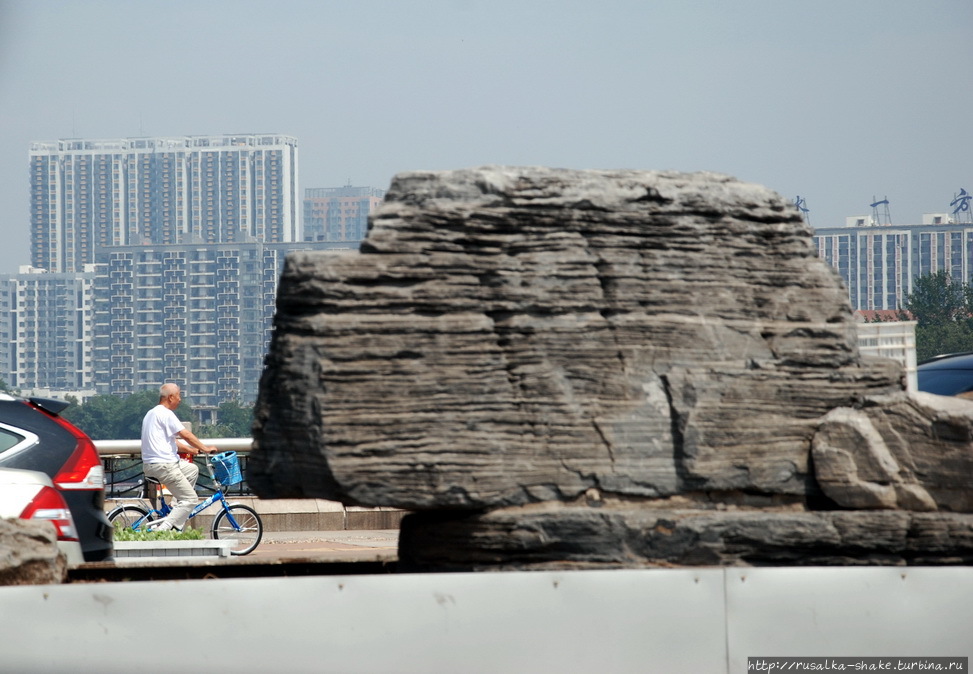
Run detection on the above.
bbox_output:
[1,567,970,673]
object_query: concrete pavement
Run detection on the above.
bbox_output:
[69,529,401,582]
[242,529,399,563]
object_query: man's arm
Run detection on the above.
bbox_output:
[175,439,195,456]
[176,429,217,456]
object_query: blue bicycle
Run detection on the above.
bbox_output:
[107,453,263,555]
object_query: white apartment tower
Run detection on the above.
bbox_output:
[0,266,95,393]
[91,243,355,409]
[30,134,299,273]
[813,214,973,311]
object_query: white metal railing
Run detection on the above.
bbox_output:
[94,437,253,457]
[96,438,254,498]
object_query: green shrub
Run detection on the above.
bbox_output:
[113,527,205,542]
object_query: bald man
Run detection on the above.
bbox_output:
[140,383,217,531]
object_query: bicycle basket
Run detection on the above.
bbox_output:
[212,451,243,486]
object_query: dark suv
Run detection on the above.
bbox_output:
[917,352,973,398]
[0,394,112,562]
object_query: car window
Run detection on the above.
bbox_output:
[0,427,26,453]
[0,423,38,459]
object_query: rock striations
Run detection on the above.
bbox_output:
[251,166,973,569]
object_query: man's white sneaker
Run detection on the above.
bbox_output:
[147,520,174,532]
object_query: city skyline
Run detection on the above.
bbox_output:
[1,1,971,274]
[2,128,378,403]
[29,134,299,273]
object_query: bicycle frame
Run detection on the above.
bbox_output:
[128,461,246,532]
[189,489,245,529]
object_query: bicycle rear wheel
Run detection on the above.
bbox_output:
[211,504,263,555]
[108,505,155,532]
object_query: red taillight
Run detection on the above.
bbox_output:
[20,486,80,542]
[46,413,105,490]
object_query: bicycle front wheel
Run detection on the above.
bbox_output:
[212,504,263,555]
[108,505,154,533]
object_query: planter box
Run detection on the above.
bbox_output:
[113,539,236,563]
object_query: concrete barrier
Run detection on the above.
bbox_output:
[2,566,971,673]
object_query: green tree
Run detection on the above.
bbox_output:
[194,402,253,438]
[61,394,123,440]
[901,270,966,327]
[915,321,973,362]
[215,400,254,436]
[192,423,235,439]
[900,271,973,362]
[61,390,194,440]
[116,390,192,439]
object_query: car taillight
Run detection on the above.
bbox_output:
[47,414,105,490]
[20,486,80,542]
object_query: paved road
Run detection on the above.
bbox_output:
[243,529,399,563]
[69,529,402,582]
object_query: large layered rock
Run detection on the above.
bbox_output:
[251,166,973,569]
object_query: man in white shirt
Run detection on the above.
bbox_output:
[141,383,217,531]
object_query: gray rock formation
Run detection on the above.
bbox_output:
[812,391,973,511]
[0,519,68,585]
[251,166,973,569]
[398,507,973,570]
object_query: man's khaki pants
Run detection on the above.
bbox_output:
[143,460,199,529]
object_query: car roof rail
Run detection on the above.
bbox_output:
[918,351,973,366]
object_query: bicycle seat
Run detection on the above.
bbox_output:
[144,476,162,485]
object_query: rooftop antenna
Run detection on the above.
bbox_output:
[794,195,810,226]
[950,188,972,224]
[870,196,891,225]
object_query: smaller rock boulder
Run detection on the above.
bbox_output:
[813,392,973,512]
[0,519,68,586]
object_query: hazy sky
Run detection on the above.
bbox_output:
[1,0,971,274]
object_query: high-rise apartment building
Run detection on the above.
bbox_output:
[0,266,95,393]
[91,242,355,412]
[10,133,382,410]
[813,214,973,311]
[30,134,299,273]
[303,185,385,242]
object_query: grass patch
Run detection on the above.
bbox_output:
[114,527,205,542]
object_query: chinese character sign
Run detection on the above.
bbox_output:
[794,195,810,224]
[952,189,972,222]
